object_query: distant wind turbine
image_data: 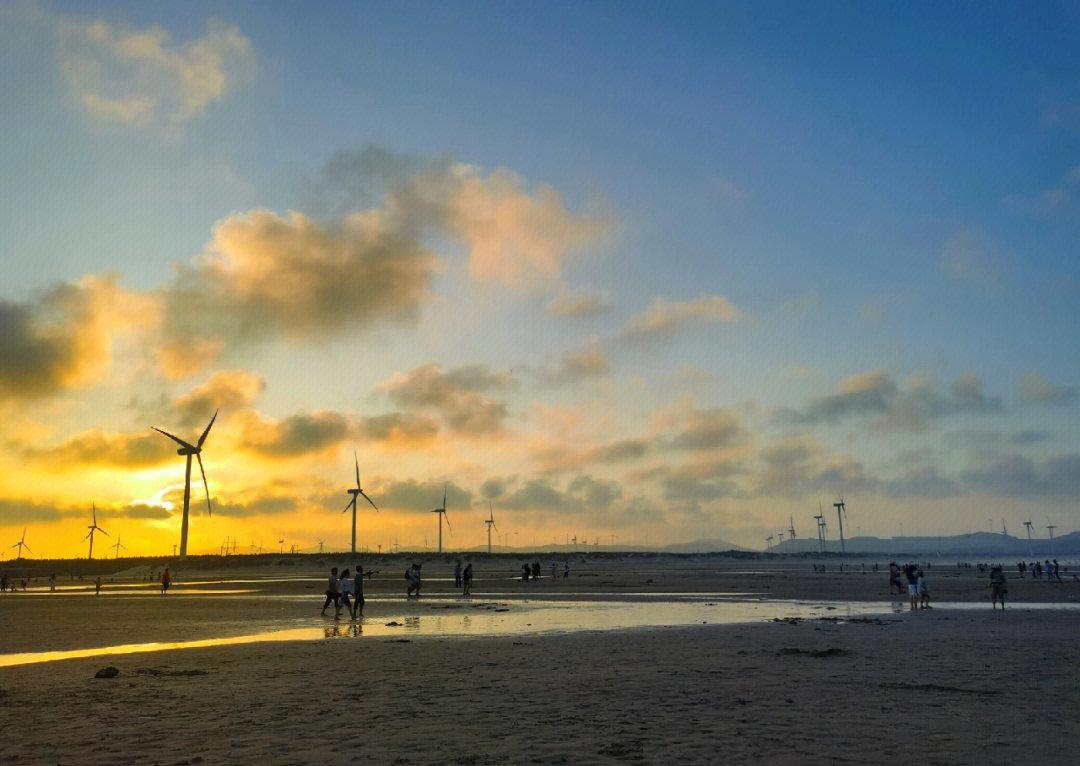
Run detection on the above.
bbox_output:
[833,497,847,555]
[82,504,109,559]
[485,502,498,554]
[431,485,451,553]
[1024,518,1034,557]
[153,410,217,560]
[788,515,797,540]
[111,534,128,559]
[343,450,377,554]
[8,528,31,560]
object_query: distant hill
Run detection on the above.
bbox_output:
[768,531,1080,558]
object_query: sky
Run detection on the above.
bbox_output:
[1,1,1078,559]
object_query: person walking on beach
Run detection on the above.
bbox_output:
[339,568,353,617]
[888,562,902,595]
[95,576,103,596]
[49,572,56,592]
[903,563,919,610]
[989,565,1007,609]
[321,567,342,616]
[406,563,422,598]
[462,562,473,596]
[160,567,171,595]
[352,566,365,618]
[454,559,462,588]
[917,569,930,609]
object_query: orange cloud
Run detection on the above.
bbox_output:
[626,294,743,337]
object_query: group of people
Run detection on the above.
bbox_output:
[452,560,474,596]
[520,560,569,581]
[321,565,370,619]
[889,562,930,609]
[1017,560,1064,580]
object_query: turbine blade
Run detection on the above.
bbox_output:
[197,410,218,449]
[99,526,110,538]
[443,484,447,511]
[83,530,92,542]
[23,543,31,554]
[359,490,378,510]
[354,450,361,488]
[344,497,357,513]
[153,427,194,450]
[196,453,212,516]
[444,512,452,535]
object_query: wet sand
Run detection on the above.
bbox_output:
[2,558,1079,764]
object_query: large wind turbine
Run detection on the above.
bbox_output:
[833,497,847,555]
[343,450,377,554]
[431,485,451,553]
[82,504,109,559]
[153,410,217,560]
[8,529,31,560]
[485,502,498,554]
[788,515,797,541]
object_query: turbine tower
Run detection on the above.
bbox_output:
[111,534,128,559]
[788,515,797,540]
[343,450,377,554]
[485,503,498,554]
[82,504,109,559]
[1024,518,1034,557]
[833,497,847,555]
[814,503,826,553]
[153,410,217,560]
[431,485,451,553]
[8,529,31,560]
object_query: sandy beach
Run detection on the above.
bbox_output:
[2,557,1079,765]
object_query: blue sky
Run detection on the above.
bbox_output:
[1,1,1078,557]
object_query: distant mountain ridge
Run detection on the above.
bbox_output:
[766,531,1080,557]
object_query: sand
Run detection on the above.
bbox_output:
[2,558,1079,765]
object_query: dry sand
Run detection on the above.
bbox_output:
[2,558,1079,765]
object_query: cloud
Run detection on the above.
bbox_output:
[166,208,439,346]
[545,284,610,317]
[1014,372,1079,405]
[499,475,623,513]
[55,15,255,130]
[753,439,878,497]
[357,412,440,443]
[625,294,743,337]
[0,275,160,400]
[0,498,71,524]
[172,369,265,426]
[961,454,1080,499]
[938,230,1006,285]
[541,342,610,384]
[235,409,350,457]
[450,168,614,287]
[668,408,742,451]
[380,363,514,434]
[779,371,1000,429]
[24,429,174,467]
[155,338,223,381]
[376,479,471,513]
[586,438,649,463]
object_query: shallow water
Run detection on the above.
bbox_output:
[7,597,1079,668]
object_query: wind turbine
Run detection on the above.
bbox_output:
[788,515,797,540]
[431,485,451,553]
[1024,518,1034,557]
[111,534,128,560]
[485,502,498,554]
[153,410,217,560]
[343,450,377,554]
[833,497,847,555]
[82,504,109,559]
[765,534,774,550]
[814,503,826,553]
[8,529,31,560]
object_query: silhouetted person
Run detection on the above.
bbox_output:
[160,568,171,595]
[462,562,473,596]
[339,568,353,617]
[352,566,365,618]
[989,565,1007,609]
[321,567,341,616]
[406,563,422,598]
[454,559,462,587]
[95,577,102,596]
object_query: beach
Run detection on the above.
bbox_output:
[2,557,1079,764]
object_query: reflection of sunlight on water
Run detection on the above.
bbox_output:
[4,598,1080,668]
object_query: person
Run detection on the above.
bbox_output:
[406,563,422,598]
[321,567,341,616]
[564,561,569,578]
[49,572,56,592]
[339,568,353,617]
[160,567,171,595]
[888,562,902,595]
[552,561,557,579]
[917,569,930,609]
[1052,560,1062,582]
[521,563,530,582]
[903,563,919,610]
[95,576,103,596]
[352,566,365,618]
[989,565,1007,609]
[532,561,541,580]
[0,573,8,592]
[462,562,473,596]
[454,559,462,588]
